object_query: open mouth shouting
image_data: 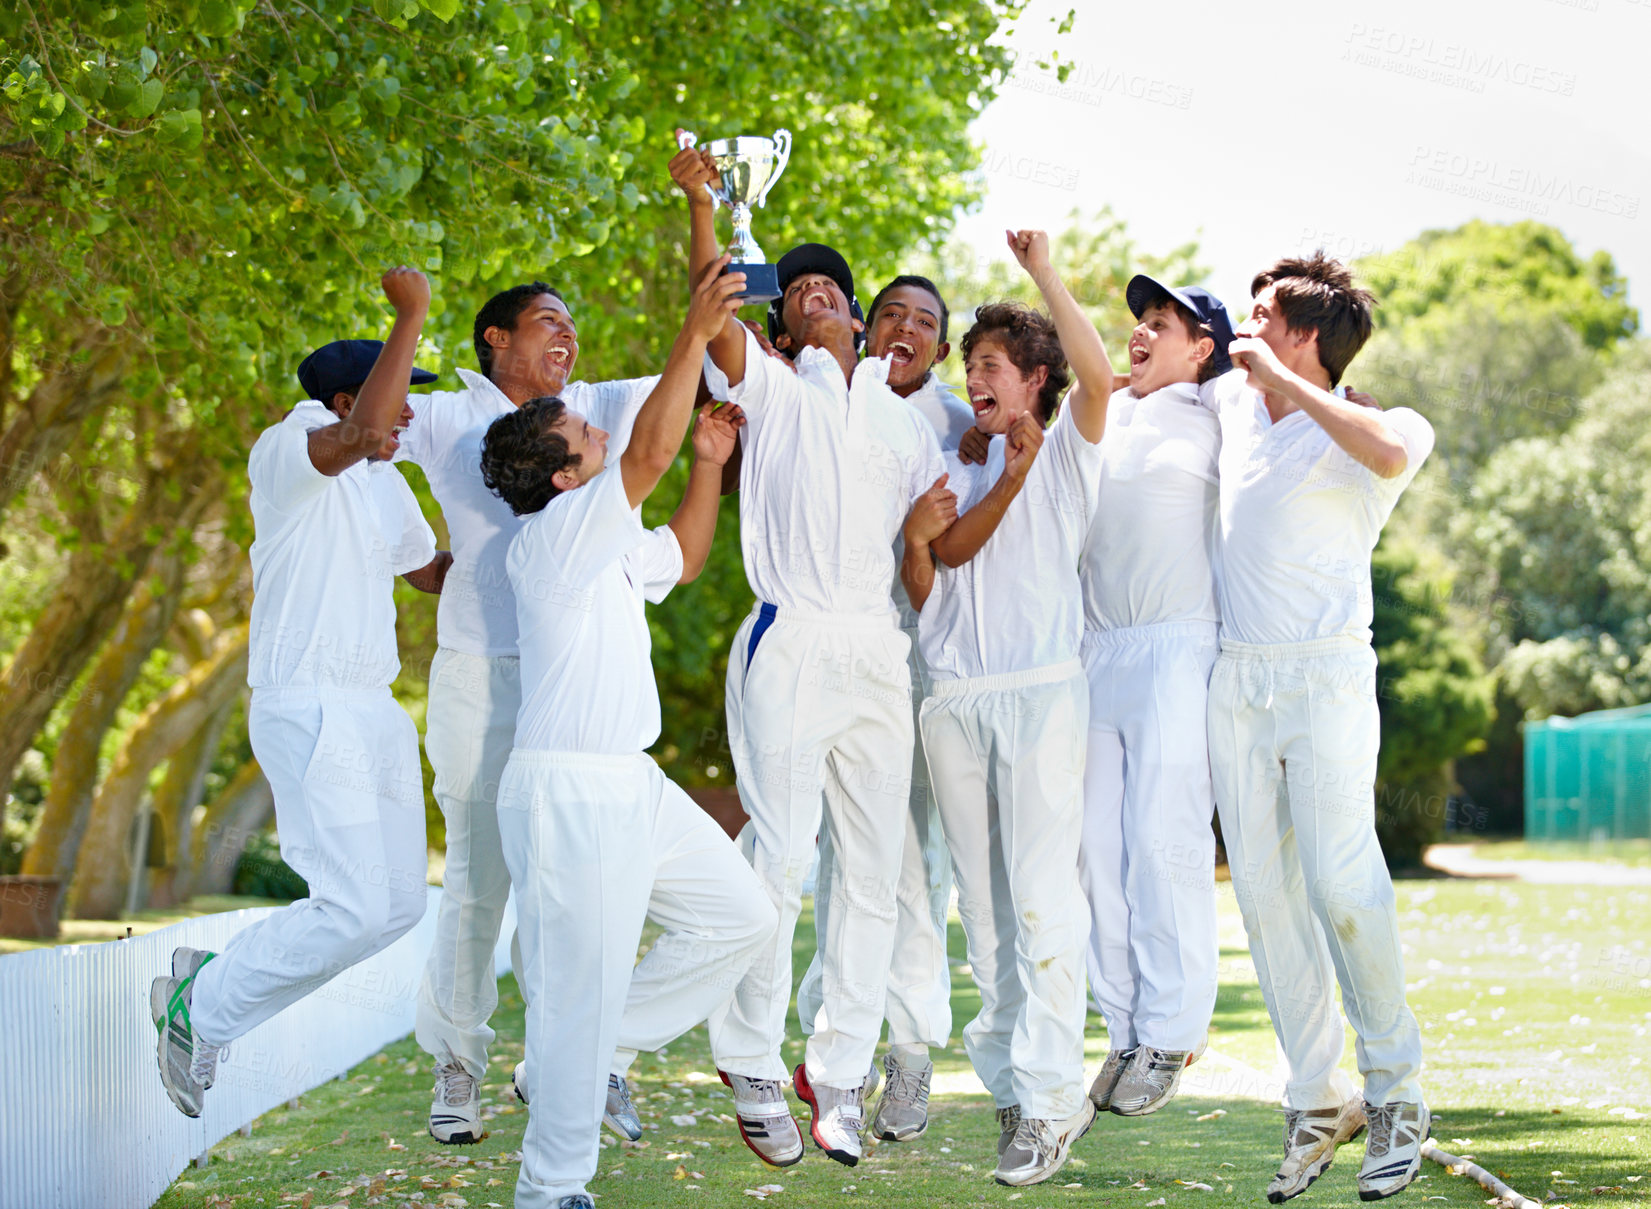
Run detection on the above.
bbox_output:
[800,286,835,316]
[1129,337,1150,372]
[888,340,916,368]
[545,341,575,373]
[970,390,999,422]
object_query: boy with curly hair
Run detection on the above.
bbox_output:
[901,229,1110,1187]
[478,260,776,1209]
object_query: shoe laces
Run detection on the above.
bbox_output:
[191,1041,225,1086]
[435,1060,476,1106]
[729,1073,788,1115]
[609,1074,636,1114]
[1138,1047,1184,1083]
[1010,1116,1059,1164]
[1365,1103,1401,1157]
[997,1104,1022,1134]
[884,1059,928,1107]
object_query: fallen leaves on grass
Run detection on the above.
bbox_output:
[1195,1108,1227,1122]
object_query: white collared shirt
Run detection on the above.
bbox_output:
[1209,368,1435,645]
[398,367,659,656]
[918,402,1105,680]
[248,402,437,690]
[508,465,682,754]
[1081,383,1221,632]
[703,326,944,619]
[893,373,977,628]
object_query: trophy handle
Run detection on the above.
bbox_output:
[675,128,720,209]
[757,128,792,209]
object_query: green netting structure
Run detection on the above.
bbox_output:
[1524,703,1651,840]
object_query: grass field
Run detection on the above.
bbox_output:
[1464,840,1651,870]
[153,878,1651,1209]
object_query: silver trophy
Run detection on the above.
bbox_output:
[677,127,792,304]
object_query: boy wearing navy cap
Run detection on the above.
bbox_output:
[151,268,450,1118]
[1076,275,1233,1120]
[666,141,1021,1169]
[795,271,976,1145]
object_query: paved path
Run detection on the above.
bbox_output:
[1423,842,1651,885]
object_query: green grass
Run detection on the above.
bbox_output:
[1463,839,1651,869]
[156,880,1651,1209]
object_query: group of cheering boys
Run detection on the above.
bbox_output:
[149,139,1436,1209]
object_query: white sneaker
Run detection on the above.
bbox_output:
[871,1050,933,1141]
[995,1105,1022,1159]
[1358,1100,1431,1200]
[1110,1045,1196,1116]
[429,1059,484,1145]
[720,1069,804,1167]
[149,947,224,1118]
[1088,1047,1137,1111]
[793,1062,864,1166]
[1267,1097,1369,1203]
[993,1099,1096,1186]
[603,1073,643,1141]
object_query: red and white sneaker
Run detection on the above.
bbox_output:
[793,1062,865,1167]
[720,1069,804,1167]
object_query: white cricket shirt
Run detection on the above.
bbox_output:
[703,326,944,619]
[918,402,1105,680]
[398,368,659,657]
[1209,369,1435,645]
[247,402,437,690]
[893,374,977,628]
[508,465,683,754]
[1081,383,1221,632]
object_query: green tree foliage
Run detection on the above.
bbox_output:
[1355,308,1601,480]
[1369,540,1495,865]
[1357,219,1637,353]
[1452,341,1651,721]
[1353,221,1645,835]
[0,0,1024,898]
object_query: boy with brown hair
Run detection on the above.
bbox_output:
[1208,251,1433,1204]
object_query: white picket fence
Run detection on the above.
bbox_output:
[0,889,515,1209]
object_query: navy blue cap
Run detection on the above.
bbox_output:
[1125,275,1237,376]
[766,243,866,351]
[297,339,439,404]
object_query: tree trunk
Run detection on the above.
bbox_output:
[0,328,127,531]
[19,564,188,886]
[191,759,275,897]
[0,452,215,823]
[68,624,249,920]
[151,698,236,907]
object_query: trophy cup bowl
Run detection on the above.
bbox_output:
[678,128,791,304]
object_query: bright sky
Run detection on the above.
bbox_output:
[955,0,1651,319]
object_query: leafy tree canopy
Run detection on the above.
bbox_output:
[1356,218,1638,353]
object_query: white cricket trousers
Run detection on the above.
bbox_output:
[798,622,954,1052]
[192,687,428,1047]
[415,648,522,1079]
[499,749,775,1209]
[1207,636,1424,1110]
[712,603,914,1088]
[921,661,1091,1120]
[1078,621,1219,1053]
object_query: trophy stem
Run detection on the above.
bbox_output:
[727,201,767,265]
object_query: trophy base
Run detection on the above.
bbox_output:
[726,260,780,305]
